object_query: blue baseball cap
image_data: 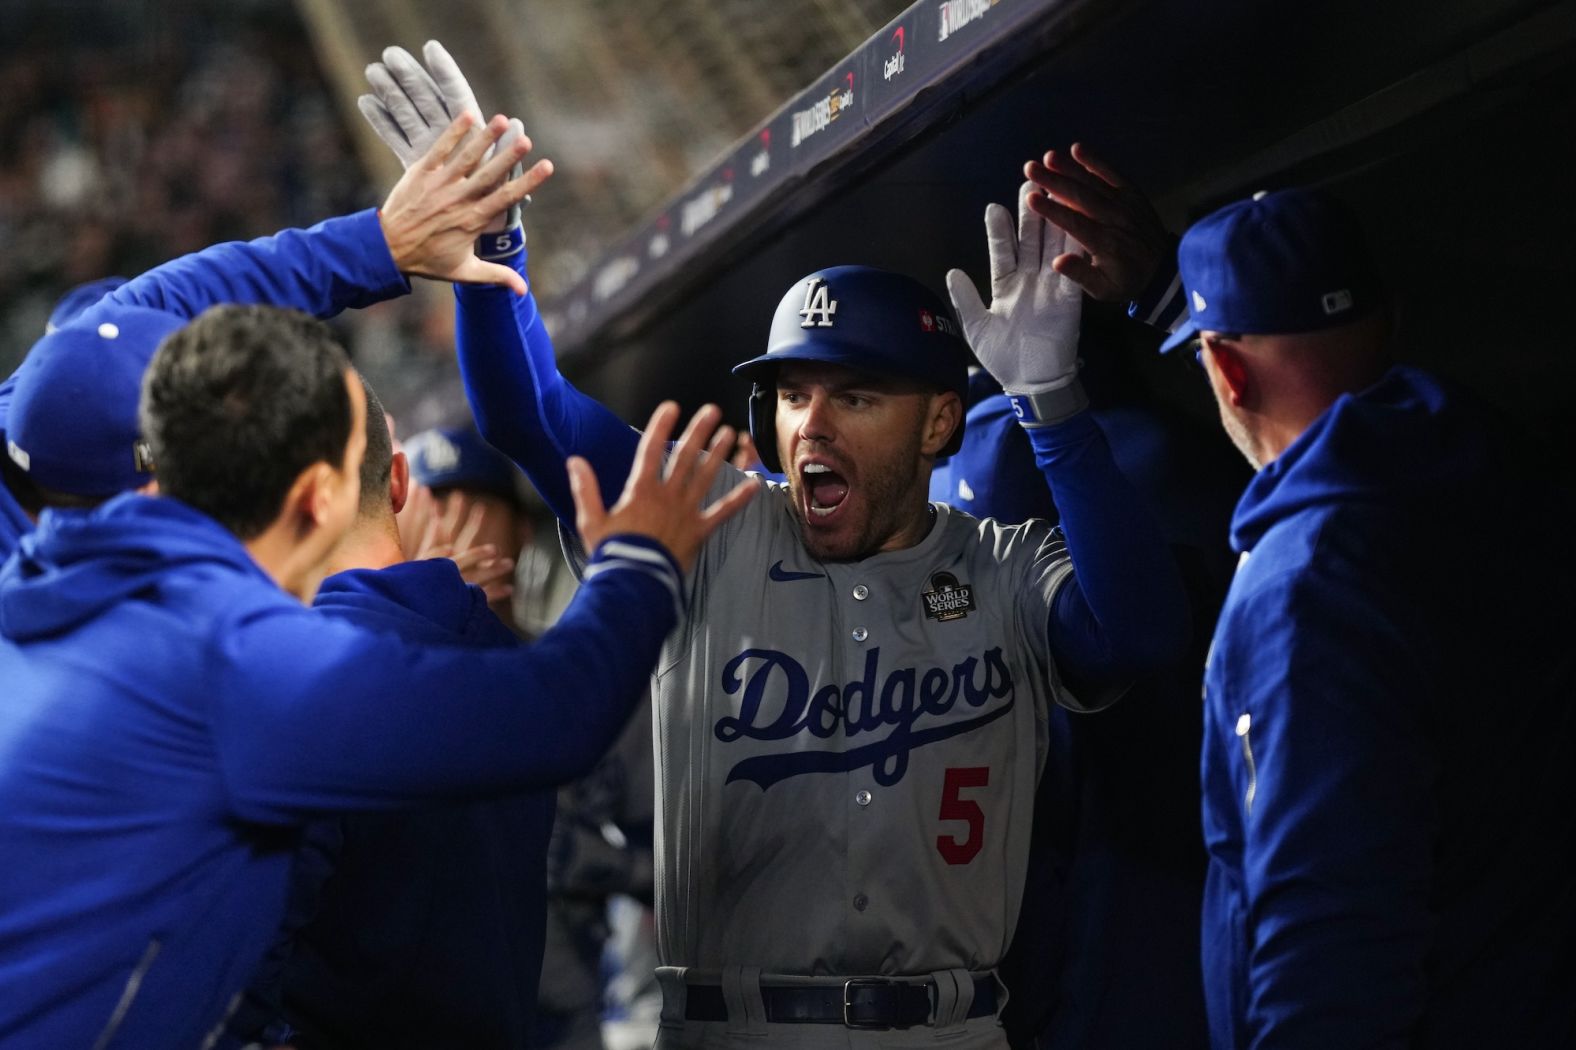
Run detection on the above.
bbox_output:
[6,306,187,497]
[1159,188,1384,354]
[46,276,130,333]
[404,426,522,502]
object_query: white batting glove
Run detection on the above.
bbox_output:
[359,41,526,254]
[946,182,1088,426]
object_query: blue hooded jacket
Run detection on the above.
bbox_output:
[240,561,556,1048]
[0,495,680,1047]
[1200,367,1575,1048]
[0,373,35,556]
[0,208,406,565]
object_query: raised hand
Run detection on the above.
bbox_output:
[377,112,549,293]
[401,485,516,603]
[361,41,534,237]
[568,403,756,574]
[946,182,1082,396]
[1024,143,1169,303]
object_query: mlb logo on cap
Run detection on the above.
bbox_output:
[404,426,523,502]
[5,306,187,497]
[1160,188,1383,354]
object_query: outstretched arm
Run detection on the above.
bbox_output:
[358,41,640,521]
[87,112,540,324]
[454,264,639,523]
[96,211,407,323]
[947,184,1189,694]
[217,403,754,819]
[1033,414,1188,688]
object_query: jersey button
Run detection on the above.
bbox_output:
[852,627,869,642]
[855,789,872,807]
[853,894,869,911]
[852,585,869,601]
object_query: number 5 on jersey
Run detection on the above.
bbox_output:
[937,766,989,865]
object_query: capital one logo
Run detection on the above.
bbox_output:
[799,277,838,328]
[750,129,771,178]
[884,26,906,80]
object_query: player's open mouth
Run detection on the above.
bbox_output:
[801,462,850,518]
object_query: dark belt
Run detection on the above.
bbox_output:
[683,975,997,1028]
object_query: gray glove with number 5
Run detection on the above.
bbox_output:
[359,40,527,260]
[946,182,1088,426]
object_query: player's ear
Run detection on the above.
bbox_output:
[921,390,963,457]
[288,457,354,534]
[266,461,326,540]
[1202,337,1251,408]
[302,461,340,529]
[389,450,411,516]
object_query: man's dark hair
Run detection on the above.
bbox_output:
[356,372,393,520]
[140,304,353,539]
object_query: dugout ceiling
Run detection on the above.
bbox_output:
[548,0,1576,452]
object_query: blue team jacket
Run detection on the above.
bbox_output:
[0,373,34,557]
[0,207,406,563]
[248,562,555,1048]
[1200,366,1575,1048]
[0,495,678,1046]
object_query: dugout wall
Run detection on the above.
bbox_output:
[544,0,1576,463]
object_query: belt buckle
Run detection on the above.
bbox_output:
[842,977,898,1029]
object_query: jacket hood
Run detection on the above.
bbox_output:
[0,484,30,563]
[1231,367,1491,552]
[314,558,510,646]
[1,374,32,559]
[0,494,265,641]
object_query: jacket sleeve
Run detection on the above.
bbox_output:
[1221,568,1435,1049]
[453,254,640,523]
[89,209,409,321]
[211,535,681,823]
[1029,412,1191,690]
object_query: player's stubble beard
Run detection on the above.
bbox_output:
[787,419,933,562]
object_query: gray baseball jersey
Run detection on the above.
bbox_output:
[573,463,1080,977]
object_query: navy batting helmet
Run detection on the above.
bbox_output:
[731,265,971,473]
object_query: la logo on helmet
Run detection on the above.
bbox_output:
[798,277,838,328]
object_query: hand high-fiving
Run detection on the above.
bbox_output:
[569,403,757,575]
[1024,143,1169,304]
[362,41,537,237]
[377,112,548,294]
[945,181,1083,397]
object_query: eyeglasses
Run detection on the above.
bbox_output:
[1192,332,1242,369]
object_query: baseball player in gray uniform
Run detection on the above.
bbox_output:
[359,43,1190,1050]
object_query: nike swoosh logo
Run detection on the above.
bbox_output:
[768,560,825,582]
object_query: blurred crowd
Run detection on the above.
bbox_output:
[0,0,466,430]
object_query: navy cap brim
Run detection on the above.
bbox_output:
[731,341,966,397]
[1158,317,1201,355]
[730,342,875,378]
